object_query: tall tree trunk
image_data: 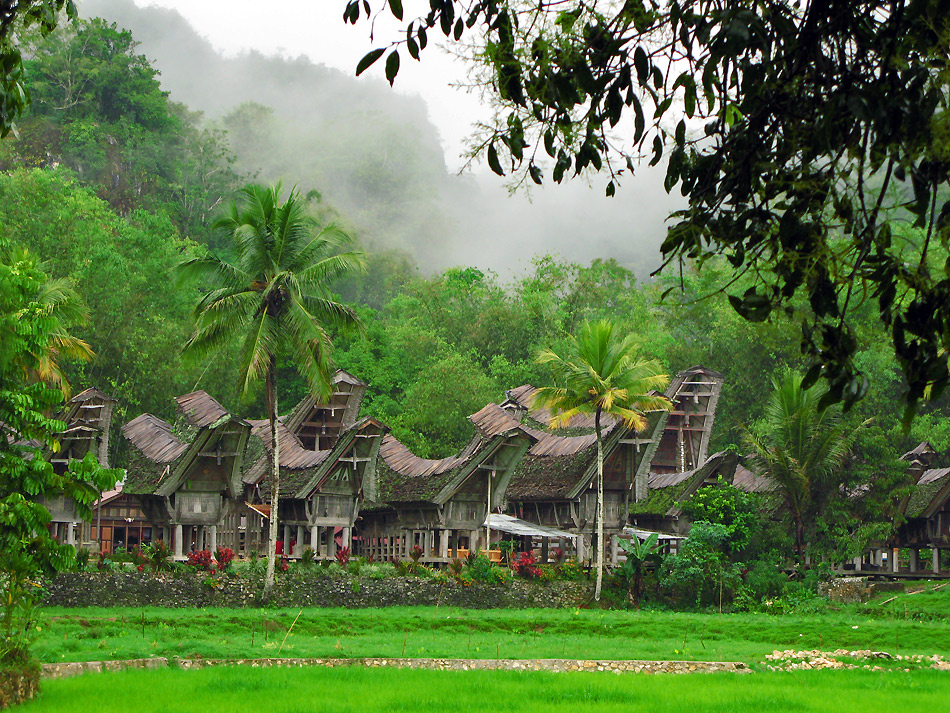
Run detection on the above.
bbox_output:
[264,357,280,592]
[594,408,604,602]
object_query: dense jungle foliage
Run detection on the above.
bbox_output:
[2,19,949,519]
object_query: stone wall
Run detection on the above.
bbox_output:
[44,572,591,609]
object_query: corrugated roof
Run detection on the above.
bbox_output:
[176,391,230,429]
[469,403,525,439]
[379,435,465,478]
[918,467,950,485]
[248,420,331,470]
[122,414,187,463]
[648,470,694,489]
[732,463,778,494]
[70,387,117,403]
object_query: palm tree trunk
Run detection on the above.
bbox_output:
[594,409,604,602]
[264,357,280,592]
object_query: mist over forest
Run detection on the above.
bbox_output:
[82,0,678,279]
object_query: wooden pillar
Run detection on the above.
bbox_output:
[933,548,941,574]
[209,525,217,554]
[541,538,549,564]
[343,527,352,552]
[891,547,899,573]
[295,525,305,557]
[174,524,183,559]
[576,535,585,563]
[440,530,449,560]
[66,522,76,546]
[909,549,919,573]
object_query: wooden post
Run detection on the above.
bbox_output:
[295,525,305,557]
[541,538,549,564]
[933,548,940,574]
[909,549,919,573]
[891,547,899,573]
[209,525,217,554]
[343,526,352,552]
[174,524,183,559]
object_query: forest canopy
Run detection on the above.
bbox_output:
[347,0,950,416]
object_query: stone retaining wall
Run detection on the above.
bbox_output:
[44,572,590,609]
[42,656,749,679]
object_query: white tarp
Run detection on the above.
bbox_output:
[623,526,682,542]
[483,513,577,539]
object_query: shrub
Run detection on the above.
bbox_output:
[659,522,741,608]
[214,547,235,571]
[74,548,91,572]
[335,547,351,568]
[513,552,541,579]
[299,547,317,566]
[186,550,215,572]
[142,540,173,572]
[555,559,585,581]
[465,555,509,585]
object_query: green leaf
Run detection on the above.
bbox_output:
[388,0,403,21]
[385,51,400,85]
[356,48,385,76]
[487,143,504,176]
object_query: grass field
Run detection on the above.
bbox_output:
[20,666,950,713]
[33,582,950,665]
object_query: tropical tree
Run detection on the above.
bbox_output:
[616,532,663,608]
[178,183,364,591]
[7,248,94,398]
[0,246,119,684]
[533,319,671,601]
[744,372,867,560]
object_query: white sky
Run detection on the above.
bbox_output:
[133,0,488,169]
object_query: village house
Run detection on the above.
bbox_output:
[237,371,387,559]
[121,391,251,559]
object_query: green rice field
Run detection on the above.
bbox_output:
[20,666,950,713]
[34,595,950,665]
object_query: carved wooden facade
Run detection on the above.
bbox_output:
[122,391,250,558]
[358,409,536,563]
[238,371,387,559]
[38,388,118,548]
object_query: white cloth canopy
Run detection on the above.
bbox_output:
[483,513,577,539]
[623,526,682,542]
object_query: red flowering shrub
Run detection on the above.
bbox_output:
[514,552,541,579]
[214,547,235,571]
[279,557,289,572]
[186,549,214,571]
[335,546,351,567]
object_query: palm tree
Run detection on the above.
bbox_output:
[743,372,867,560]
[533,320,671,601]
[178,183,364,591]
